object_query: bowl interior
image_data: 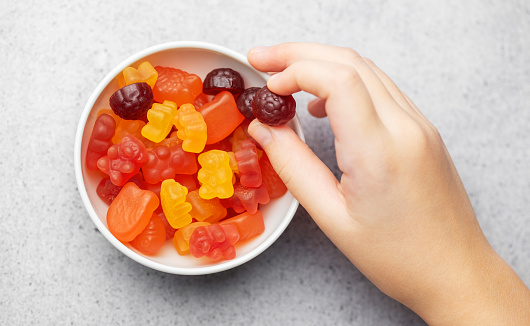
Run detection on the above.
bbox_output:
[75,43,303,275]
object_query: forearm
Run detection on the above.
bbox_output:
[410,247,530,325]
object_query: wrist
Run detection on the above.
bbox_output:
[408,246,530,325]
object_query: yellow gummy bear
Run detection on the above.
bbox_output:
[122,61,158,89]
[141,101,178,143]
[173,103,207,153]
[160,179,192,229]
[197,150,234,200]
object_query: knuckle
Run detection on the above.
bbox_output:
[339,47,361,63]
[334,66,362,89]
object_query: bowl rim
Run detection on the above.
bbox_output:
[74,41,303,275]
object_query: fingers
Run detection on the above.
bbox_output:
[307,98,327,118]
[247,119,346,224]
[249,43,407,122]
[266,60,384,144]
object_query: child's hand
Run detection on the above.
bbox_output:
[247,43,530,325]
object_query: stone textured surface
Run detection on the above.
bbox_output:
[1,0,529,325]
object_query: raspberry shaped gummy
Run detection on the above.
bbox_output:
[203,68,245,97]
[236,87,261,120]
[252,86,296,126]
[109,82,153,120]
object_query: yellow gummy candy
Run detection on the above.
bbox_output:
[173,103,207,153]
[141,101,178,143]
[160,179,192,229]
[197,150,234,200]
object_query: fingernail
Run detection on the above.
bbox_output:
[248,119,272,147]
[249,46,269,54]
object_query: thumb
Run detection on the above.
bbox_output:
[248,119,343,221]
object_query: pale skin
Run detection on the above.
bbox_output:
[246,43,530,325]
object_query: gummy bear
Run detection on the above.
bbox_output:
[193,92,210,109]
[141,142,198,184]
[86,114,116,171]
[97,135,149,186]
[153,66,203,106]
[129,212,166,255]
[174,103,207,153]
[198,91,245,144]
[158,212,177,241]
[141,100,178,143]
[230,124,249,153]
[122,61,158,89]
[112,117,145,144]
[235,139,262,188]
[197,150,234,199]
[172,221,210,255]
[260,154,287,199]
[96,173,144,205]
[160,179,192,229]
[174,174,198,192]
[220,210,265,242]
[106,182,159,242]
[187,189,227,223]
[189,224,240,260]
[222,182,270,214]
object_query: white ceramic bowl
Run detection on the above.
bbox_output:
[74,42,304,275]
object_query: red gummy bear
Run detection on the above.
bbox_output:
[96,173,144,205]
[222,182,270,214]
[86,114,116,170]
[235,139,262,188]
[141,143,198,184]
[189,224,240,260]
[97,135,148,186]
[259,154,287,199]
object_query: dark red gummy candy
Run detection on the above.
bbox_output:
[203,68,244,97]
[252,86,296,126]
[236,87,261,120]
[109,82,153,120]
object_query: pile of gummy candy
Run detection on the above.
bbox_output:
[85,61,296,261]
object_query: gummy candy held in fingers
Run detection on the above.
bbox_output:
[106,182,159,242]
[203,68,245,97]
[235,139,262,188]
[236,87,261,120]
[153,66,202,106]
[252,86,296,126]
[198,91,245,144]
[97,135,149,186]
[86,114,116,171]
[197,150,234,199]
[220,210,265,242]
[160,179,193,229]
[141,143,198,184]
[189,224,240,260]
[129,212,166,255]
[122,61,158,89]
[141,100,178,143]
[110,82,154,121]
[174,103,207,153]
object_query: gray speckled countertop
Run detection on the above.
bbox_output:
[1,1,529,325]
